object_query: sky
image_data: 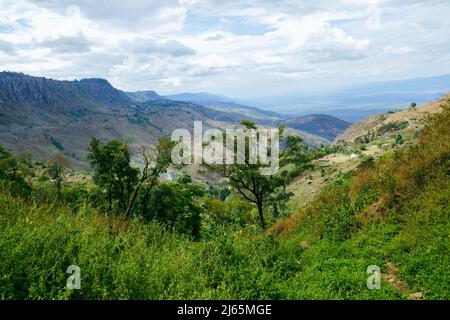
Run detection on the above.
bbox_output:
[1,0,450,100]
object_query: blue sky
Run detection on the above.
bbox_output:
[0,0,450,101]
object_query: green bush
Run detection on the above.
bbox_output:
[0,106,449,300]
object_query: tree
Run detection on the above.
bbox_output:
[46,152,70,199]
[204,121,310,229]
[125,136,175,218]
[395,134,405,145]
[146,179,204,239]
[410,102,417,109]
[0,146,32,197]
[270,171,294,219]
[87,138,139,213]
[282,135,313,179]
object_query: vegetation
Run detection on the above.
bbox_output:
[377,121,409,135]
[0,104,449,299]
[145,178,204,239]
[0,146,32,198]
[46,153,70,199]
[204,121,310,228]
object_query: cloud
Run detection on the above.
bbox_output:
[36,33,91,53]
[122,38,196,57]
[28,0,186,32]
[265,16,370,63]
[0,0,449,98]
[0,39,15,54]
[384,45,416,55]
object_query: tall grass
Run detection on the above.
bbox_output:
[1,104,449,299]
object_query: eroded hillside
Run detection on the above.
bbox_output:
[0,72,338,169]
[285,94,449,210]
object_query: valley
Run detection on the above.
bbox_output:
[285,94,449,211]
[2,0,450,307]
[0,72,347,170]
[1,91,448,300]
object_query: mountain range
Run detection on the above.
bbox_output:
[246,74,450,122]
[128,91,286,121]
[0,72,349,169]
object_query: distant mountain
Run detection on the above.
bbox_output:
[280,114,350,141]
[131,88,342,143]
[334,93,449,144]
[0,72,255,168]
[126,90,162,102]
[0,72,334,168]
[164,92,235,104]
[245,74,450,122]
[0,72,130,126]
[162,91,348,139]
[164,92,287,122]
[342,74,450,96]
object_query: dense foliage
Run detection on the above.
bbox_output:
[204,121,310,228]
[0,106,449,299]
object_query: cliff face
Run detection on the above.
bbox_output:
[0,72,131,115]
[0,72,254,168]
[281,114,350,141]
[0,72,348,169]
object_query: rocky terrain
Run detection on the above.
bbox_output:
[0,72,349,169]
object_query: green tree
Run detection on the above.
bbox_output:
[125,136,175,218]
[395,134,405,145]
[87,138,139,213]
[204,121,310,229]
[410,102,417,109]
[282,135,313,179]
[46,152,70,199]
[270,175,294,219]
[0,146,32,197]
[146,180,204,239]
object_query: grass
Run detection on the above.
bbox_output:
[0,104,449,300]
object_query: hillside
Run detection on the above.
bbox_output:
[0,73,344,169]
[281,114,350,141]
[0,72,254,169]
[268,99,450,299]
[137,90,347,140]
[334,94,449,143]
[1,96,448,299]
[0,73,216,168]
[0,72,130,126]
[126,90,162,102]
[285,93,449,214]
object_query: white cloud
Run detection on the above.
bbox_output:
[36,33,92,53]
[29,0,186,32]
[0,0,449,98]
[0,39,15,54]
[384,45,416,55]
[122,38,196,57]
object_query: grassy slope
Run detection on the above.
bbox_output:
[0,101,449,300]
[287,95,450,210]
[335,94,448,143]
[271,101,450,299]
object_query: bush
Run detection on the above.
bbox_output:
[145,182,204,239]
[1,105,449,300]
[377,121,408,134]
